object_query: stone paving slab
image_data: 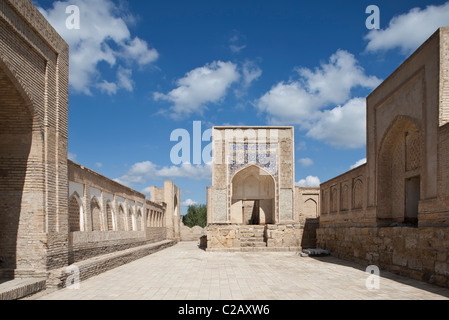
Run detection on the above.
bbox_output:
[29,242,449,300]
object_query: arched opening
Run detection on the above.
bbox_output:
[340,184,349,211]
[69,193,83,232]
[230,165,275,225]
[377,117,422,226]
[353,179,363,209]
[91,198,102,231]
[148,210,153,227]
[173,195,178,217]
[0,64,35,274]
[118,205,125,231]
[128,208,134,231]
[137,209,143,231]
[146,209,150,228]
[304,199,318,218]
[106,202,114,231]
[330,187,338,212]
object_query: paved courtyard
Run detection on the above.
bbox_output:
[31,242,449,300]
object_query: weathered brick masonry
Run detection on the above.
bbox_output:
[67,160,175,264]
[0,0,69,278]
[317,27,449,288]
[0,0,180,289]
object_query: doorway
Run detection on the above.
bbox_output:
[242,200,260,225]
[405,176,420,226]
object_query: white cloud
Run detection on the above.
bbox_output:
[350,158,367,170]
[306,98,367,149]
[38,0,158,95]
[141,186,152,195]
[256,50,380,149]
[154,61,240,119]
[365,2,449,54]
[96,67,134,95]
[296,50,380,106]
[298,158,314,168]
[115,161,212,187]
[96,81,118,96]
[68,152,77,162]
[234,60,263,98]
[181,199,198,207]
[296,176,321,188]
[229,31,247,53]
[95,162,103,168]
[296,141,307,151]
[156,163,212,181]
[119,37,159,66]
[242,60,262,88]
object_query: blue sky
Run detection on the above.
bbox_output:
[34,0,449,214]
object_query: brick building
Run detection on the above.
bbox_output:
[317,27,449,287]
[0,0,180,293]
[206,127,320,251]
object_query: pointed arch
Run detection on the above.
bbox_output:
[105,201,114,231]
[69,192,84,232]
[304,198,318,218]
[90,196,102,231]
[128,207,134,231]
[136,209,143,231]
[118,204,126,231]
[377,116,422,225]
[0,58,34,117]
[353,179,364,210]
[0,61,37,271]
[230,165,276,225]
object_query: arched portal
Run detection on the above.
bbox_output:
[69,193,83,232]
[118,205,126,231]
[91,197,102,231]
[304,199,318,218]
[0,64,36,274]
[128,208,134,231]
[230,165,275,225]
[377,117,422,226]
[137,209,143,231]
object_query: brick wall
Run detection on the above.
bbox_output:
[317,226,449,288]
[67,161,173,264]
[317,27,449,288]
[320,164,372,227]
[0,0,69,277]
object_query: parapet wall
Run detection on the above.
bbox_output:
[66,160,177,265]
[317,226,449,287]
[181,223,206,242]
[320,164,374,227]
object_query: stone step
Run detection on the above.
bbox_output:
[240,237,265,242]
[239,232,265,237]
[241,242,267,248]
[239,226,265,230]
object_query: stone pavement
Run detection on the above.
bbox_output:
[29,242,449,300]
